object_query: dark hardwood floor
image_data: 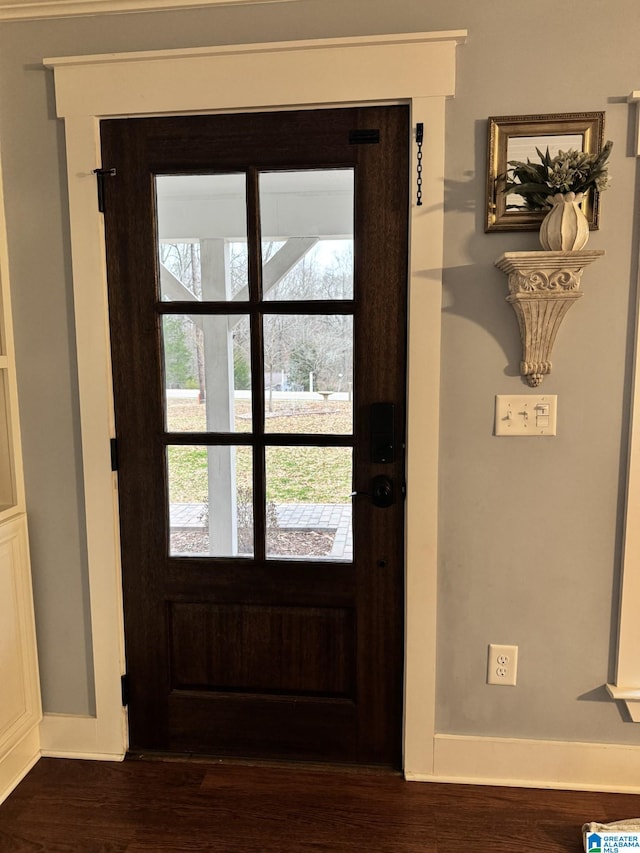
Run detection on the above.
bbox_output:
[2,756,640,851]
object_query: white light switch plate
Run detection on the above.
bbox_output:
[494,395,557,436]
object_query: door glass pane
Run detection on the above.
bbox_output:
[263,314,352,434]
[265,446,352,561]
[168,445,253,557]
[260,170,354,301]
[162,314,252,433]
[156,174,248,301]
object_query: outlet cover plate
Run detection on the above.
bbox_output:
[487,643,518,686]
[495,395,557,436]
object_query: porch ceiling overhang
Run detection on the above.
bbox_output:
[158,170,354,241]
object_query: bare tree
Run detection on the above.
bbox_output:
[158,238,354,394]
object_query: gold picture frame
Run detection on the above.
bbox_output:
[485,112,605,232]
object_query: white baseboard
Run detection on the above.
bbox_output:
[37,718,640,792]
[0,725,40,805]
[39,713,125,761]
[404,734,640,793]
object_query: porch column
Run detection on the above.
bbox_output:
[200,238,237,555]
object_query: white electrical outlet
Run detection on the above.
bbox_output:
[487,643,518,686]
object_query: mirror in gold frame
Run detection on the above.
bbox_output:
[485,112,605,232]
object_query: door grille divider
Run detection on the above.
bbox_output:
[247,168,267,562]
[155,300,355,315]
[163,433,353,447]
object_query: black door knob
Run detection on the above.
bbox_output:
[370,474,394,508]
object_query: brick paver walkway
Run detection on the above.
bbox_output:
[170,502,352,560]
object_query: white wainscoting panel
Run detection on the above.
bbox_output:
[0,516,41,803]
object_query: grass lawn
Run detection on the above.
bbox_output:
[167,398,352,504]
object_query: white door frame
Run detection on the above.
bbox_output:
[41,30,466,770]
[607,93,640,721]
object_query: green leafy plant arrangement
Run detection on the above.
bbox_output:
[503,140,613,210]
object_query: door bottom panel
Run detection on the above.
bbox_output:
[168,601,356,697]
[164,693,358,762]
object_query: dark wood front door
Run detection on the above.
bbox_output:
[101,105,408,766]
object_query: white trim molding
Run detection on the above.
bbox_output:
[628,91,640,156]
[0,516,41,804]
[40,713,125,761]
[43,31,466,763]
[408,734,640,794]
[0,727,39,806]
[0,124,39,802]
[608,93,640,723]
[45,32,466,118]
[0,0,296,23]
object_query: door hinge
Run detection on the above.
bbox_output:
[349,129,380,145]
[93,167,116,213]
[121,673,129,707]
[110,437,119,472]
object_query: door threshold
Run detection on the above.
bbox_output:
[125,750,401,776]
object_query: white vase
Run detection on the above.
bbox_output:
[539,191,589,252]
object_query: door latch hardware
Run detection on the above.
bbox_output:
[352,475,394,508]
[371,402,395,463]
[110,437,119,472]
[416,123,424,207]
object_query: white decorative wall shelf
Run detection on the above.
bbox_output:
[495,250,604,387]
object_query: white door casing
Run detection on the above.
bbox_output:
[607,92,640,722]
[43,30,466,768]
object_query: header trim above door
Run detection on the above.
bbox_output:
[45,30,467,67]
[45,31,466,118]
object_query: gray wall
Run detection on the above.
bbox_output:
[1,0,640,741]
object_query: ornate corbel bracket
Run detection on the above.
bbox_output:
[495,250,604,386]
